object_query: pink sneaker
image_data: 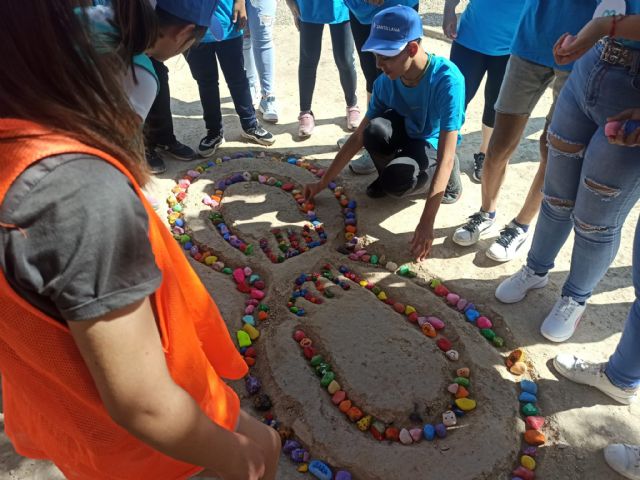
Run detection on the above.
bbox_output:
[346,106,361,130]
[298,112,315,138]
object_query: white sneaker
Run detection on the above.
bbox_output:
[540,296,586,342]
[259,96,278,123]
[486,221,528,262]
[553,354,638,404]
[452,211,496,246]
[495,265,548,303]
[605,444,640,479]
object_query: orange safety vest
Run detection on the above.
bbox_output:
[0,119,248,479]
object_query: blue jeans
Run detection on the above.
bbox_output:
[607,215,640,389]
[185,37,257,134]
[526,43,640,304]
[242,0,276,97]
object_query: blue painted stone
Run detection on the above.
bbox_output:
[453,407,466,417]
[339,265,349,273]
[283,439,300,454]
[519,392,537,403]
[347,200,357,209]
[175,218,184,227]
[288,157,298,164]
[242,315,255,326]
[239,347,248,354]
[328,181,337,190]
[423,424,436,441]
[308,460,332,480]
[183,242,193,250]
[520,380,538,395]
[435,423,447,438]
[465,309,480,322]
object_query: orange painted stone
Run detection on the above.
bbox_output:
[455,386,469,399]
[384,427,400,441]
[338,399,352,413]
[347,406,364,422]
[524,430,546,446]
[421,323,437,338]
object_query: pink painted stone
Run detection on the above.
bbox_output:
[178,179,190,188]
[446,293,460,305]
[233,268,246,285]
[245,305,255,314]
[427,316,445,330]
[250,289,265,300]
[447,383,459,394]
[409,428,423,442]
[456,298,468,311]
[212,262,224,271]
[417,316,429,327]
[202,195,213,206]
[258,175,267,184]
[399,428,413,445]
[243,266,252,276]
[476,316,493,329]
[348,253,359,261]
[254,280,266,290]
[355,249,367,257]
[247,299,259,307]
[525,416,545,431]
[331,391,346,405]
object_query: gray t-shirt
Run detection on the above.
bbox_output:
[0,154,162,323]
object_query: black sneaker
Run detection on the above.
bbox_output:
[442,155,462,204]
[366,178,386,198]
[146,149,166,175]
[241,124,275,146]
[156,140,197,161]
[199,131,224,157]
[472,152,485,183]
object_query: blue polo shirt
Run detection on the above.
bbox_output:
[297,0,349,24]
[202,0,242,42]
[511,0,597,70]
[594,0,640,49]
[344,0,419,24]
[456,0,526,56]
[366,54,465,149]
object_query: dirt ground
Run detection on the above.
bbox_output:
[2,1,639,479]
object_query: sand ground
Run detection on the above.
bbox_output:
[2,1,639,479]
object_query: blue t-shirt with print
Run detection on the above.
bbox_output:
[366,54,466,149]
[455,0,526,56]
[344,0,419,24]
[593,0,640,49]
[511,0,598,70]
[297,0,349,24]
[202,0,242,43]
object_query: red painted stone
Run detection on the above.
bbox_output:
[437,337,453,352]
[512,466,535,480]
[525,416,545,431]
[384,427,400,442]
[434,284,450,297]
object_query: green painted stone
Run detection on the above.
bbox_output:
[172,204,183,212]
[258,304,270,312]
[290,306,299,314]
[320,371,335,387]
[249,274,260,285]
[522,403,539,416]
[221,267,233,275]
[310,355,324,367]
[277,255,285,263]
[454,377,470,388]
[370,255,379,265]
[237,330,252,348]
[279,243,289,253]
[492,336,505,348]
[315,363,332,377]
[244,244,254,255]
[251,172,259,181]
[324,289,335,298]
[480,328,496,341]
[398,265,411,276]
[430,278,441,288]
[372,286,381,295]
[178,234,191,244]
[274,181,283,188]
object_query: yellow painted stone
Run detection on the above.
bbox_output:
[510,361,528,375]
[454,398,477,412]
[297,463,308,473]
[345,232,355,241]
[327,380,341,395]
[204,255,218,265]
[404,305,416,315]
[377,291,388,301]
[166,196,176,207]
[243,324,260,340]
[521,455,536,470]
[357,415,372,432]
[359,280,368,287]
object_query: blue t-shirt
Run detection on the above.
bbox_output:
[202,0,242,42]
[511,0,598,70]
[366,54,466,149]
[297,0,349,24]
[456,0,526,56]
[344,0,419,24]
[593,0,640,50]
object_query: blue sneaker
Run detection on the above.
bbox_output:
[259,96,278,123]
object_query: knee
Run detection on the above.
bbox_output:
[363,117,391,150]
[547,130,585,156]
[380,157,420,197]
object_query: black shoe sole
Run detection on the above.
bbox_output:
[471,172,482,184]
[241,131,275,146]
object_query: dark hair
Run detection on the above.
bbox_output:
[113,0,159,69]
[156,7,208,44]
[0,0,154,184]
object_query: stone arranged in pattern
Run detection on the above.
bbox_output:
[509,378,546,479]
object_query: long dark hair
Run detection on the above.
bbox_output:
[0,0,158,184]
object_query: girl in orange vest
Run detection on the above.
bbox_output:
[0,1,280,479]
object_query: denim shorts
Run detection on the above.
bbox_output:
[494,54,570,124]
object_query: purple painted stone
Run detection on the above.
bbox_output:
[463,303,475,312]
[435,423,447,438]
[283,439,300,454]
[523,446,538,457]
[245,375,261,395]
[335,471,352,480]
[291,448,306,463]
[328,182,337,190]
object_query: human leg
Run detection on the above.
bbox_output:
[349,11,379,96]
[329,20,359,129]
[184,43,223,135]
[297,21,323,137]
[242,31,260,105]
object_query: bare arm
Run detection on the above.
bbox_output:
[410,129,458,260]
[69,298,265,480]
[304,117,369,200]
[442,0,460,39]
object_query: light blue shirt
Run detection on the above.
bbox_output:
[344,0,419,24]
[455,0,526,56]
[511,0,598,70]
[202,0,242,42]
[366,54,466,149]
[297,0,349,24]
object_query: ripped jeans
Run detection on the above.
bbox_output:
[242,0,276,98]
[526,43,640,304]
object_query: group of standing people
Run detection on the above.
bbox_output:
[1,0,640,479]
